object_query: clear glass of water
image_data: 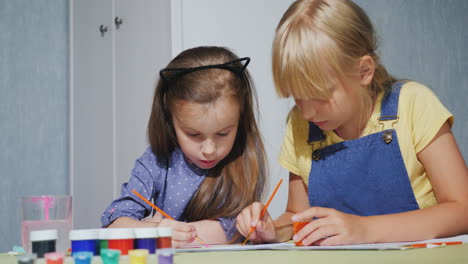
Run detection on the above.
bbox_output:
[21,195,72,253]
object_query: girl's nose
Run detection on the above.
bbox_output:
[201,139,216,158]
[296,100,317,121]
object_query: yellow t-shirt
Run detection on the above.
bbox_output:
[278,81,453,209]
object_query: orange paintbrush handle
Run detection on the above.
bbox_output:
[132,190,174,220]
[242,179,284,245]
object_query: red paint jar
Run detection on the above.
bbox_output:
[106,228,135,255]
[156,227,172,249]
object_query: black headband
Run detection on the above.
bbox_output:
[159,57,250,82]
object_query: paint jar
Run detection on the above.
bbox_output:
[73,251,93,264]
[157,248,174,264]
[70,229,98,255]
[16,253,37,264]
[44,252,64,264]
[100,248,121,264]
[133,227,158,253]
[30,229,57,258]
[98,228,113,253]
[156,227,172,249]
[292,222,309,246]
[128,249,149,264]
[107,228,135,255]
[21,195,72,253]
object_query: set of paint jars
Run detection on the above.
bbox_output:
[68,227,173,256]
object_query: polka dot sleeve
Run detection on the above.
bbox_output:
[101,148,159,227]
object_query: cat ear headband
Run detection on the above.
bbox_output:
[159,57,250,82]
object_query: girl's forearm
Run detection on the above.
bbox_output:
[107,216,158,228]
[366,201,468,243]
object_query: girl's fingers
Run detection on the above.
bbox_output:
[315,234,344,246]
[291,207,335,222]
[250,202,265,227]
[293,216,327,241]
[301,224,337,246]
[236,208,253,236]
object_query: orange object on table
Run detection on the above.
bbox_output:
[293,222,309,246]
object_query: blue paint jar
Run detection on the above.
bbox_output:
[133,227,158,254]
[70,229,98,255]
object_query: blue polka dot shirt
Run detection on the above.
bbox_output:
[101,147,237,240]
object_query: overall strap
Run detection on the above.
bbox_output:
[379,81,404,120]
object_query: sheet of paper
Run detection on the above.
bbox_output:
[176,242,294,252]
[176,234,468,252]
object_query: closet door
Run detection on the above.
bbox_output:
[71,0,114,228]
[72,0,172,229]
[113,0,172,192]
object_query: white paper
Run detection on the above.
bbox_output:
[176,234,468,252]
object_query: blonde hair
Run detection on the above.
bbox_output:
[272,0,395,101]
[148,47,267,231]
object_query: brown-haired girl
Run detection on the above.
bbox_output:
[237,0,468,246]
[102,46,267,247]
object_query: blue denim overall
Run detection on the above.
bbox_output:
[307,82,419,216]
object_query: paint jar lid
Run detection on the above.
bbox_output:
[44,252,64,262]
[30,229,58,241]
[17,253,37,264]
[70,229,98,240]
[157,227,172,237]
[128,249,149,259]
[73,251,94,262]
[158,248,174,256]
[98,228,113,240]
[100,248,121,259]
[103,228,135,239]
[134,227,159,239]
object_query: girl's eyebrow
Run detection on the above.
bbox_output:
[181,124,236,133]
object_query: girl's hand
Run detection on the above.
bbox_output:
[158,218,198,248]
[291,207,370,246]
[236,202,276,243]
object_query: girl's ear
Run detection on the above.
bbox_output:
[358,55,375,86]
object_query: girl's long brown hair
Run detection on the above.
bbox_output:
[148,46,267,226]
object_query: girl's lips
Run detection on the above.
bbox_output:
[200,160,216,167]
[313,121,328,126]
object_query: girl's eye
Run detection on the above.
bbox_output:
[217,133,228,137]
[187,133,200,137]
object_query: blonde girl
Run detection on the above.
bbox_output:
[236,0,468,246]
